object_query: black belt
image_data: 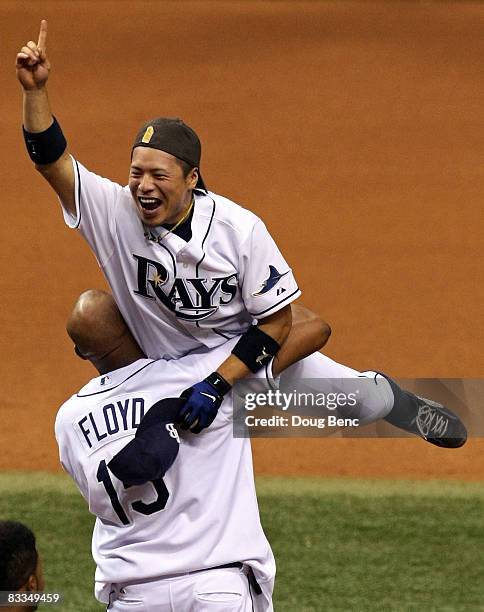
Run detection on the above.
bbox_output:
[208,562,243,571]
[193,562,262,595]
[188,561,242,576]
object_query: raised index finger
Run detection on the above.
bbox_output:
[37,19,47,51]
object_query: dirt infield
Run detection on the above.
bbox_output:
[1,2,483,478]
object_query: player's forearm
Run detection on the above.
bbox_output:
[257,305,292,348]
[21,85,74,209]
[216,353,251,386]
[23,87,53,132]
[217,306,292,385]
[220,306,331,381]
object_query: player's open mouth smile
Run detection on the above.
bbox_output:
[138,196,163,216]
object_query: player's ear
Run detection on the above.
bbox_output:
[25,572,38,591]
[187,167,198,189]
[74,345,88,360]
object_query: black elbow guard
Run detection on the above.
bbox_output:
[232,325,280,373]
[23,116,67,165]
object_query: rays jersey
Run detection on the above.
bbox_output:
[55,339,275,604]
[60,157,300,359]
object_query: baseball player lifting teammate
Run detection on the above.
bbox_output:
[17,21,466,445]
[56,290,328,610]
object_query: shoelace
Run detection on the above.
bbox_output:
[414,404,449,439]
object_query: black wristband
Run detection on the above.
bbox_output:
[232,325,280,373]
[206,371,232,396]
[23,116,67,165]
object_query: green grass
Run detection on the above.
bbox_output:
[257,477,484,612]
[0,473,102,611]
[1,473,484,611]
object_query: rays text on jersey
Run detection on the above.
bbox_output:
[133,254,238,321]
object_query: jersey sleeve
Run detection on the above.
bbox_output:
[59,156,122,267]
[239,219,301,319]
[54,408,90,500]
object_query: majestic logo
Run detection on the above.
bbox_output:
[252,265,289,296]
[133,255,238,321]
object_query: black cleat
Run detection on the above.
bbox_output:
[409,396,467,448]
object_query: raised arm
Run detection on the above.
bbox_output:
[16,20,75,213]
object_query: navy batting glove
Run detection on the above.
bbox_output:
[177,372,231,434]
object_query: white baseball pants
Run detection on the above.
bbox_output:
[277,352,395,425]
[106,566,273,612]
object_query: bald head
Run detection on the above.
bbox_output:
[67,290,144,373]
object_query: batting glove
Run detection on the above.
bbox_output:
[177,372,232,434]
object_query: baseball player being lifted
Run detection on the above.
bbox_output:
[56,290,331,611]
[19,21,466,446]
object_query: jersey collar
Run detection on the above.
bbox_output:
[142,191,215,263]
[76,358,156,397]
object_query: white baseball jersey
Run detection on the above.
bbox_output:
[55,339,275,605]
[60,157,300,359]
